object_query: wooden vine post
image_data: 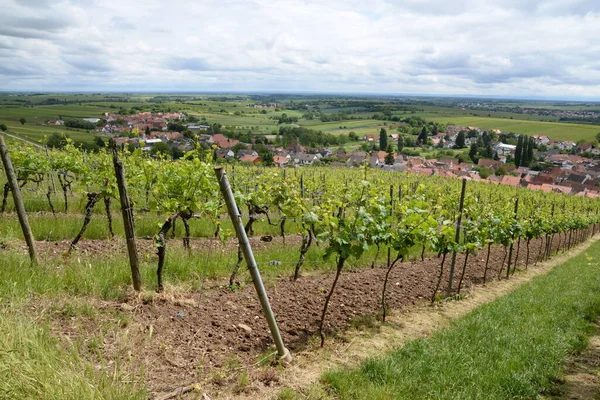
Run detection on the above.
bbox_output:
[0,134,38,265]
[111,146,142,291]
[506,197,519,278]
[214,166,292,364]
[446,178,467,297]
[387,184,393,269]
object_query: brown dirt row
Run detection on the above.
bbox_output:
[6,231,584,398]
[52,235,569,396]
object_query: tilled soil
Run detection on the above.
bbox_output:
[105,236,557,393]
[6,234,568,395]
[4,234,303,259]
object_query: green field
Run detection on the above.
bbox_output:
[427,116,600,141]
[2,94,600,144]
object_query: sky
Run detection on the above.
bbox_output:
[1,0,600,99]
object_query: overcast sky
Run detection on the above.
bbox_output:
[1,0,599,99]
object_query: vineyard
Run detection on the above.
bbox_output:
[1,137,600,398]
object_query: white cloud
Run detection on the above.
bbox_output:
[0,0,599,98]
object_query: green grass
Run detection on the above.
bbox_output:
[426,116,600,142]
[0,310,146,400]
[323,240,600,400]
[0,211,304,241]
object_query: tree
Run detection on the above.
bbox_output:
[514,135,523,167]
[19,118,26,125]
[417,127,428,145]
[469,143,479,163]
[94,136,106,148]
[397,135,404,152]
[526,136,534,166]
[0,124,7,132]
[384,144,395,165]
[150,142,173,158]
[46,132,69,149]
[478,167,492,179]
[379,128,388,151]
[454,131,466,149]
[261,151,274,166]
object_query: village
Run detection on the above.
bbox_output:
[48,111,600,199]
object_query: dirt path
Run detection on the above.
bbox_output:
[541,322,600,400]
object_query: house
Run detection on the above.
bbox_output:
[563,173,590,185]
[236,149,259,158]
[496,143,517,156]
[439,158,459,168]
[294,153,319,165]
[216,148,235,159]
[456,163,474,172]
[499,175,521,188]
[209,133,240,148]
[532,135,551,145]
[141,138,163,151]
[346,151,368,167]
[239,154,262,165]
[555,140,575,150]
[363,134,378,142]
[273,156,290,167]
[532,174,557,185]
[576,143,593,154]
[286,142,306,153]
[478,159,502,170]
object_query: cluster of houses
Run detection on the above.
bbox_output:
[375,156,600,198]
[97,112,185,136]
[245,103,281,109]
[46,112,600,198]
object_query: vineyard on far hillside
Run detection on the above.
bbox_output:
[1,138,599,396]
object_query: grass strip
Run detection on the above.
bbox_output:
[0,310,146,400]
[322,241,600,399]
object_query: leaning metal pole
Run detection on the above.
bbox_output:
[214,166,292,363]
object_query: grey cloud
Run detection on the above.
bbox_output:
[167,57,212,71]
[63,56,113,72]
[0,14,74,39]
[110,16,135,30]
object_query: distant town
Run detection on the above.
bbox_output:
[44,110,600,198]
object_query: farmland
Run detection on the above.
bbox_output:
[1,136,600,398]
[2,93,600,147]
[425,116,600,142]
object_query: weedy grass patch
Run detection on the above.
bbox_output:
[323,241,600,399]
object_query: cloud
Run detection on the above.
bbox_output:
[0,0,598,98]
[167,57,213,71]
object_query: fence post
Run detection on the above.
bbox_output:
[387,184,393,269]
[446,178,467,296]
[111,147,142,291]
[0,134,38,265]
[214,166,292,364]
[506,197,519,278]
